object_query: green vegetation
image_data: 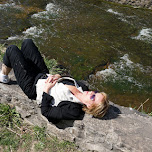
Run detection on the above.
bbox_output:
[44,57,66,75]
[0,44,5,61]
[136,98,152,116]
[149,112,152,116]
[129,98,152,116]
[0,103,80,152]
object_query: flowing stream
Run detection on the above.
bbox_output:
[0,0,152,111]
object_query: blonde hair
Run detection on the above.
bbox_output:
[82,92,109,118]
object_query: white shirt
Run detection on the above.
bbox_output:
[36,76,83,105]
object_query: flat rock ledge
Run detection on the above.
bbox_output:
[104,0,152,9]
[0,70,152,152]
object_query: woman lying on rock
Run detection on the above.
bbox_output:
[0,39,109,123]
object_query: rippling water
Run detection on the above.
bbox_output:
[0,0,152,110]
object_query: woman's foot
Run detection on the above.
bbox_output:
[0,64,12,83]
[0,71,10,83]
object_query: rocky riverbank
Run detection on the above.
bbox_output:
[0,62,152,152]
[104,0,152,9]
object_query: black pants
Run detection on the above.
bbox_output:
[3,39,49,99]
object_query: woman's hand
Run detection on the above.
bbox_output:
[43,75,58,94]
[53,74,61,80]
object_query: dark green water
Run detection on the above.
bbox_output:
[0,0,152,111]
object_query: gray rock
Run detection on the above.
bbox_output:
[0,70,152,152]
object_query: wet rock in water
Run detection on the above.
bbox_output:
[105,0,152,9]
[0,68,152,152]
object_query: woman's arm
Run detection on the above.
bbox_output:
[41,92,62,121]
[41,92,84,123]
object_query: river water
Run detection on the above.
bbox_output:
[0,0,152,111]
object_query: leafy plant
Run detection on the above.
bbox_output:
[0,104,22,128]
[34,126,46,141]
[44,57,66,75]
[0,104,22,151]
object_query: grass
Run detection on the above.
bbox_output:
[129,98,152,116]
[0,44,5,61]
[0,103,80,152]
[44,57,67,75]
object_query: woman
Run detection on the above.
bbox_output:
[0,39,109,123]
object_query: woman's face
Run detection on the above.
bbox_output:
[80,91,104,109]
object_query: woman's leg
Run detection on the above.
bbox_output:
[21,39,49,74]
[3,45,37,99]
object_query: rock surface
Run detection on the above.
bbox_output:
[104,0,152,9]
[0,66,152,152]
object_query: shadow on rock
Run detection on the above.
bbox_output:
[8,80,17,85]
[54,105,121,129]
[55,120,75,129]
[101,105,121,120]
[55,113,85,129]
